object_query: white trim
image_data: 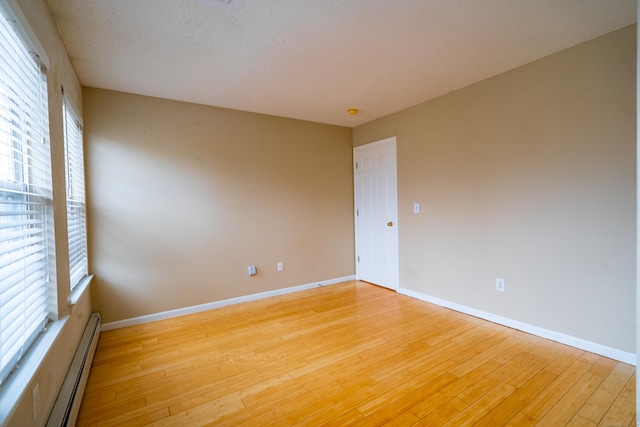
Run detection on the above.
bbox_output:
[101,275,356,331]
[354,135,396,150]
[397,287,636,366]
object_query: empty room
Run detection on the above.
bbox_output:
[0,0,637,426]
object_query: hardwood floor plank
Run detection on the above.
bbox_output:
[521,359,593,420]
[588,356,618,378]
[357,372,458,423]
[504,411,538,426]
[94,404,171,427]
[573,362,635,424]
[380,410,421,426]
[503,354,556,389]
[441,381,517,427]
[447,330,518,377]
[76,281,636,426]
[544,345,586,375]
[535,371,605,425]
[598,372,636,427]
[412,396,469,427]
[409,359,504,419]
[474,370,557,426]
[566,414,597,427]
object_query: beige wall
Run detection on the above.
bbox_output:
[83,88,354,323]
[354,25,636,354]
[1,0,92,425]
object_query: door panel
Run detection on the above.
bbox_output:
[354,137,398,290]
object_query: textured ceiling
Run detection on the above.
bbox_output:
[44,0,637,127]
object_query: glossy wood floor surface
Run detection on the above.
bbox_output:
[77,281,636,426]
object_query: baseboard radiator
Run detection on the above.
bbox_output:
[46,313,101,427]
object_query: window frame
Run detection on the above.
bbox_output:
[0,1,55,385]
[62,94,87,291]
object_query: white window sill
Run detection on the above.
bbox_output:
[0,275,94,425]
[68,274,94,307]
[0,318,65,426]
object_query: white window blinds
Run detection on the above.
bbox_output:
[0,10,52,383]
[63,96,87,290]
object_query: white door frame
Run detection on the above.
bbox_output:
[353,136,399,290]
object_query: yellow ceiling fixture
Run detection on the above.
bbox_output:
[347,108,359,115]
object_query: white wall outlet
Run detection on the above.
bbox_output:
[248,265,257,276]
[496,278,505,292]
[277,261,284,272]
[32,383,39,420]
[413,202,420,214]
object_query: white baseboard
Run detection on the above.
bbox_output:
[101,275,356,331]
[397,287,636,366]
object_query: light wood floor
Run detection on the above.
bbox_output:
[77,281,636,426]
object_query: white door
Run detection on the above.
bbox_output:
[354,136,399,290]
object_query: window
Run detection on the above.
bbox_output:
[63,96,87,290]
[0,9,52,384]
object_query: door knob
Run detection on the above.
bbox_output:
[387,221,393,227]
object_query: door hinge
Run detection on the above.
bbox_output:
[355,162,358,169]
[357,256,360,263]
[356,209,359,216]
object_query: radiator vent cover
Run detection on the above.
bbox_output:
[46,312,101,427]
